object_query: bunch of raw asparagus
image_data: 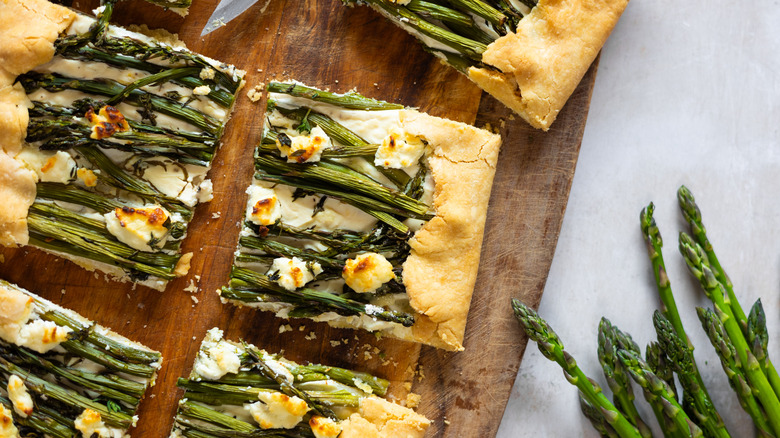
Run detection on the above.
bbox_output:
[342,0,537,73]
[513,186,780,437]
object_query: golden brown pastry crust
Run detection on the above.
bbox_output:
[468,0,629,130]
[339,396,430,438]
[0,151,37,246]
[0,0,76,245]
[400,110,501,351]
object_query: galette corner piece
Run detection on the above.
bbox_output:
[0,0,245,291]
[0,279,162,435]
[171,327,430,438]
[346,0,629,130]
[220,82,501,351]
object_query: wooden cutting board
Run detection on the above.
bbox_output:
[0,0,598,436]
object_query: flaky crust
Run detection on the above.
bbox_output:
[400,110,501,351]
[340,397,430,438]
[0,0,76,81]
[0,0,76,245]
[0,152,37,246]
[468,0,629,130]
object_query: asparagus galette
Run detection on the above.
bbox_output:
[172,328,429,438]
[0,279,161,436]
[342,0,629,130]
[220,82,501,351]
[0,0,245,290]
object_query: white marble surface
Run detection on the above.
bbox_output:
[496,0,780,436]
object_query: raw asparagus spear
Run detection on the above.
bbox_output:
[652,311,730,438]
[680,234,780,435]
[511,299,643,438]
[645,342,688,438]
[677,186,780,396]
[580,392,622,438]
[617,348,704,438]
[697,307,775,437]
[598,318,653,438]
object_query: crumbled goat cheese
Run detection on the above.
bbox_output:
[374,127,425,169]
[104,205,171,252]
[193,85,211,95]
[16,148,76,184]
[309,415,342,438]
[246,185,282,226]
[268,257,322,291]
[276,126,331,163]
[199,68,216,80]
[246,392,309,429]
[342,253,395,293]
[74,409,118,438]
[0,404,19,436]
[193,328,242,380]
[7,375,33,418]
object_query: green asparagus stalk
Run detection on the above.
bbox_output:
[292,364,389,396]
[748,299,770,374]
[641,202,722,429]
[645,342,677,403]
[645,342,688,438]
[261,135,377,158]
[105,66,202,105]
[267,82,404,111]
[445,0,508,28]
[28,213,179,280]
[255,172,412,233]
[679,234,780,435]
[270,103,410,187]
[36,182,122,213]
[255,155,431,219]
[598,319,653,438]
[29,101,217,145]
[238,235,344,269]
[28,118,212,165]
[407,0,476,28]
[652,311,730,438]
[201,362,389,397]
[616,349,704,438]
[0,358,133,428]
[175,415,312,437]
[356,0,488,61]
[697,307,775,437]
[244,344,338,420]
[61,46,234,107]
[178,399,257,432]
[640,203,689,345]
[580,392,622,438]
[677,186,780,398]
[4,342,139,406]
[511,299,643,438]
[54,0,113,53]
[19,73,222,136]
[0,396,73,438]
[229,267,415,327]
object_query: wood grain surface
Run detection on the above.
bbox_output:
[0,0,598,436]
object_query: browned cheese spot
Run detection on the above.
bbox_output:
[87,106,130,140]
